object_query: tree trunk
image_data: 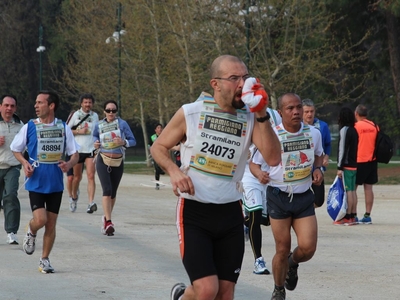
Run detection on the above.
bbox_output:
[386,11,400,116]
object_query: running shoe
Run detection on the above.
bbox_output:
[39,258,55,273]
[170,282,186,300]
[105,222,115,236]
[69,197,77,212]
[349,218,358,225]
[285,253,299,291]
[271,288,286,300]
[7,232,19,245]
[333,218,352,225]
[86,202,98,214]
[253,256,270,274]
[359,216,372,224]
[23,229,36,255]
[101,217,115,236]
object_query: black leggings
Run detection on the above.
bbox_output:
[248,210,263,259]
[96,154,124,199]
[154,161,165,181]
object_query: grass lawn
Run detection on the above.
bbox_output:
[324,161,400,185]
[124,162,154,175]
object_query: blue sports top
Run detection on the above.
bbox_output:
[92,117,136,155]
[10,118,79,193]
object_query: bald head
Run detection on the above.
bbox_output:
[278,93,301,109]
[210,55,245,79]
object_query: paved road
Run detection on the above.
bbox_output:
[0,172,399,299]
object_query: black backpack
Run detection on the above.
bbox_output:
[374,124,394,164]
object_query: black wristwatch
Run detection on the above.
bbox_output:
[315,166,324,174]
[256,112,271,123]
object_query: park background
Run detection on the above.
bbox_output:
[1,0,400,169]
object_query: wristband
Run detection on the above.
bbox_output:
[315,166,324,174]
[256,112,270,123]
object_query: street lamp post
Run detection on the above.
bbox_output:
[106,3,124,117]
[36,24,46,90]
[117,2,122,117]
[245,0,250,67]
[240,1,257,69]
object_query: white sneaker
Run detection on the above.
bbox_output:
[39,258,55,273]
[7,232,19,245]
[86,202,97,214]
[69,197,77,212]
[253,256,270,274]
[23,231,36,255]
[170,283,186,300]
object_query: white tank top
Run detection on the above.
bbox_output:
[180,99,254,204]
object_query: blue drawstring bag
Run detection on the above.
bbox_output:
[327,175,347,221]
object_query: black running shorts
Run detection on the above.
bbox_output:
[356,161,378,185]
[29,191,63,214]
[177,198,245,283]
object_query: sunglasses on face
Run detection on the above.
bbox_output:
[105,109,118,113]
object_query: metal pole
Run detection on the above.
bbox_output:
[39,24,43,90]
[117,2,122,117]
[245,0,250,68]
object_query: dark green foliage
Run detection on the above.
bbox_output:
[0,0,398,152]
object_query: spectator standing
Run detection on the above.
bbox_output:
[0,95,23,245]
[151,55,281,300]
[302,99,331,208]
[252,93,323,300]
[93,100,136,236]
[67,93,99,213]
[11,90,79,273]
[354,104,378,224]
[334,107,358,225]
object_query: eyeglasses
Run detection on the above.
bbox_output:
[105,109,118,113]
[214,75,250,83]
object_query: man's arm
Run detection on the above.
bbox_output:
[13,152,35,178]
[249,161,270,185]
[312,154,324,185]
[312,128,325,185]
[58,125,80,172]
[150,108,194,196]
[59,151,79,173]
[252,111,281,167]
